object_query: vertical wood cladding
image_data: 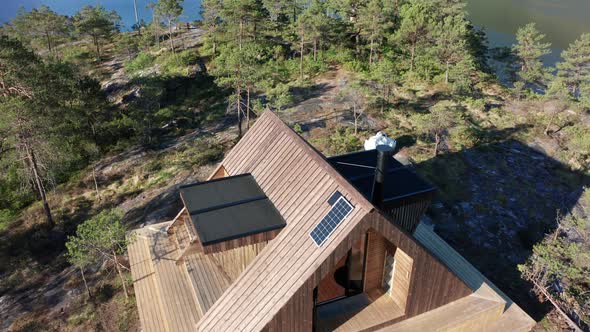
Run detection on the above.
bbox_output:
[209,241,268,280]
[385,192,434,233]
[363,211,472,318]
[391,248,413,312]
[202,228,281,254]
[265,210,471,330]
[263,278,314,332]
[363,231,387,291]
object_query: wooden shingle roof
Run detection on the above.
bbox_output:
[196,111,375,331]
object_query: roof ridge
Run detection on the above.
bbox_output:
[261,110,374,211]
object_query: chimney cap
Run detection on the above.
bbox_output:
[364,131,396,151]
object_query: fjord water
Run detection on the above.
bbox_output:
[467,0,590,66]
[0,0,202,29]
[2,0,589,65]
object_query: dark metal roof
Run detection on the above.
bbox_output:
[327,150,435,203]
[179,174,286,245]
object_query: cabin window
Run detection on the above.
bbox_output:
[382,253,395,294]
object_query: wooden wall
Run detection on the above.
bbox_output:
[363,231,386,291]
[202,228,282,254]
[384,192,434,234]
[262,278,314,332]
[263,210,473,330]
[209,241,269,281]
[362,211,472,318]
[210,165,229,180]
[391,247,413,312]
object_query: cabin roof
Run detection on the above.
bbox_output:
[327,150,436,202]
[196,111,375,331]
[179,174,285,245]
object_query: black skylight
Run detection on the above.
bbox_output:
[179,174,286,245]
[327,150,435,203]
[310,193,354,246]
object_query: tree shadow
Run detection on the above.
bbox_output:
[416,130,590,322]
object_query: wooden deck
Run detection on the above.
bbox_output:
[129,220,248,332]
[316,289,405,332]
[128,228,169,332]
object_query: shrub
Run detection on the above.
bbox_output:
[310,126,362,156]
[173,139,224,170]
[156,50,198,77]
[124,52,155,74]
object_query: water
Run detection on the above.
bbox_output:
[0,0,202,30]
[467,0,590,66]
[2,0,590,66]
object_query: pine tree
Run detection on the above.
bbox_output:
[73,5,121,60]
[0,36,106,227]
[213,42,263,137]
[4,5,70,56]
[156,0,184,54]
[433,14,470,84]
[557,33,590,98]
[395,1,434,72]
[66,209,134,300]
[513,23,551,89]
[356,0,393,65]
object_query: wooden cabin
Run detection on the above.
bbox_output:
[128,111,535,331]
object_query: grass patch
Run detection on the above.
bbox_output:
[67,303,96,326]
[156,50,199,77]
[0,209,15,231]
[125,52,155,74]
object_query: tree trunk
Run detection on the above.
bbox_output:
[133,0,140,36]
[545,112,557,136]
[236,85,242,138]
[369,37,374,65]
[93,35,101,60]
[239,19,244,50]
[246,87,251,130]
[212,41,217,57]
[45,31,52,54]
[92,166,101,201]
[168,19,175,54]
[24,142,54,227]
[300,30,304,80]
[113,250,129,300]
[410,43,416,72]
[80,267,91,299]
[434,133,440,156]
[354,105,358,135]
[313,39,317,61]
[445,60,450,84]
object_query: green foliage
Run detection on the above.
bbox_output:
[156,49,198,76]
[310,126,362,156]
[73,5,121,59]
[172,139,224,170]
[518,214,590,322]
[125,52,155,74]
[513,23,551,90]
[66,208,129,269]
[557,33,590,100]
[412,101,460,155]
[3,5,70,55]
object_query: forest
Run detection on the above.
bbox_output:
[0,0,589,330]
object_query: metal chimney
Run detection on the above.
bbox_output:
[371,145,394,208]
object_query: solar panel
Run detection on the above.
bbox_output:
[309,196,354,246]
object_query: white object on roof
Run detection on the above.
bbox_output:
[364,131,396,151]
